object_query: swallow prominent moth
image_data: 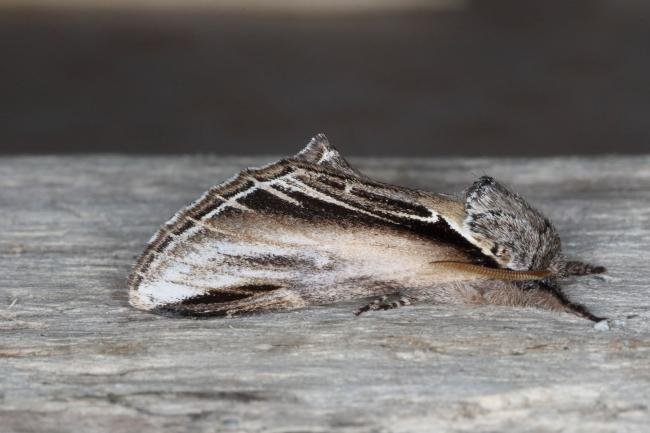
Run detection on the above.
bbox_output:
[128,134,605,320]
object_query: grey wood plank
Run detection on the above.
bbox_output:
[1,155,649,433]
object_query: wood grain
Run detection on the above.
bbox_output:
[1,155,649,432]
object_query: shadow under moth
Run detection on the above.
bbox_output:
[128,134,606,321]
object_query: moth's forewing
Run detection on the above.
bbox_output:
[128,135,496,315]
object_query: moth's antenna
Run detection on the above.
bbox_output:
[430,261,551,281]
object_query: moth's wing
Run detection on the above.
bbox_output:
[128,136,495,317]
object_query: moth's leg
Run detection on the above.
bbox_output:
[564,261,606,276]
[548,286,606,322]
[483,280,606,322]
[354,294,412,316]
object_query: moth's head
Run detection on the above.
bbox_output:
[463,176,561,272]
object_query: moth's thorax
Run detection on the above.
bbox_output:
[462,176,562,272]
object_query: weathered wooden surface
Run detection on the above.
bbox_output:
[1,155,649,433]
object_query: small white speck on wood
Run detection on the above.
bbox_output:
[0,155,649,433]
[594,320,610,331]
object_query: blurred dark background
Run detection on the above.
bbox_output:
[1,0,649,156]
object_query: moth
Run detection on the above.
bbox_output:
[128,134,606,321]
